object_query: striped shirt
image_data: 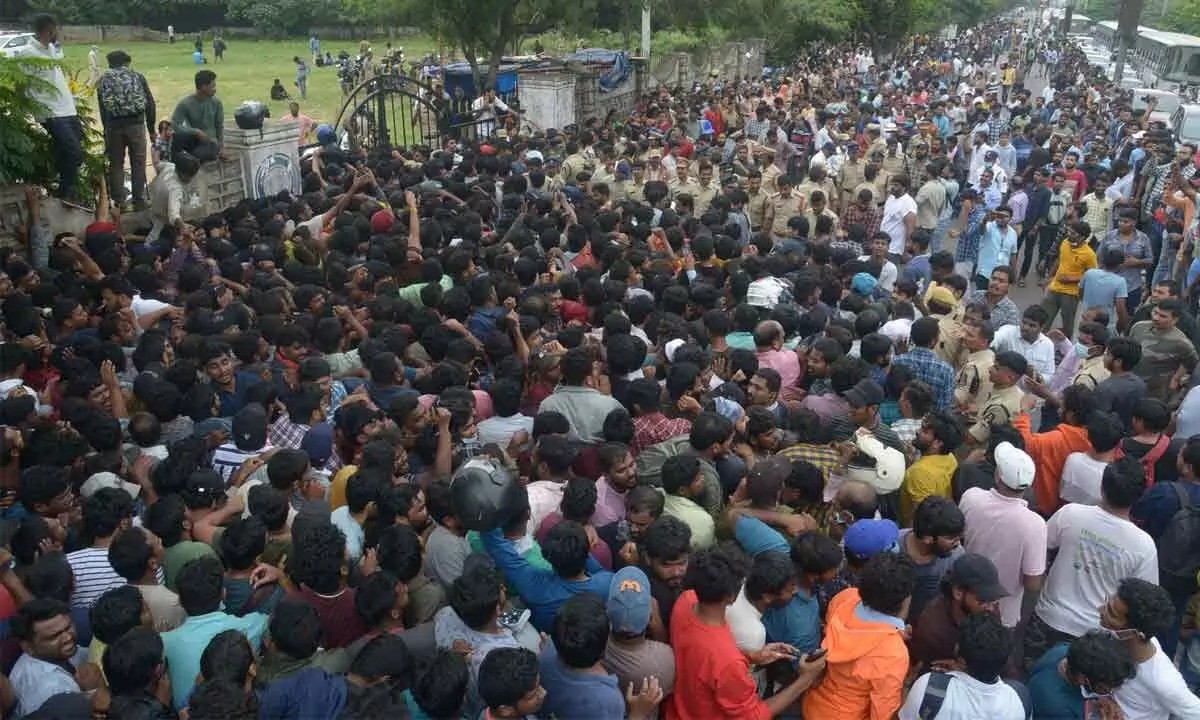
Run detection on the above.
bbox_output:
[67,547,126,609]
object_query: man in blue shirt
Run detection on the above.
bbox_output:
[481,521,613,632]
[1028,632,1136,720]
[538,593,626,719]
[976,207,1019,290]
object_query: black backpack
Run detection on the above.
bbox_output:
[1157,482,1200,581]
[917,672,953,719]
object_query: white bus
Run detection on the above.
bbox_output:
[1136,27,1200,86]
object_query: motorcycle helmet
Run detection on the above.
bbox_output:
[450,456,524,532]
[316,124,336,145]
[234,101,270,130]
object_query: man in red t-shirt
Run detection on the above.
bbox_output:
[666,547,826,719]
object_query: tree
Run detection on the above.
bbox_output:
[1163,0,1200,35]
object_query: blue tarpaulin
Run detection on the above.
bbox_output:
[440,61,520,99]
[564,48,632,93]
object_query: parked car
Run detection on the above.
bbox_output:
[0,33,33,57]
[1133,89,1181,125]
[1172,103,1200,145]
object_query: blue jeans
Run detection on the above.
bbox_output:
[42,116,84,200]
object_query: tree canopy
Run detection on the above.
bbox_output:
[21,0,1016,82]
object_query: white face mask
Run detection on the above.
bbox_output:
[1079,686,1110,701]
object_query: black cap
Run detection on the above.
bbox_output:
[232,403,268,452]
[949,553,1007,602]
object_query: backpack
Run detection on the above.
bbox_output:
[917,672,953,719]
[98,67,147,119]
[1155,482,1200,581]
[1115,434,1171,488]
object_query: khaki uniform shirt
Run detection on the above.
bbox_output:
[691,182,718,215]
[747,189,770,230]
[955,349,996,419]
[968,383,1025,443]
[1071,354,1111,390]
[803,208,841,236]
[934,314,966,368]
[840,160,866,203]
[881,153,909,186]
[761,163,782,194]
[769,192,806,238]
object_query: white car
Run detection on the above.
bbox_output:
[1172,104,1200,145]
[1132,89,1181,125]
[0,33,33,57]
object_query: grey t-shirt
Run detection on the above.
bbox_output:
[1094,372,1148,432]
[425,525,472,588]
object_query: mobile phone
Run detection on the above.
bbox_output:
[803,648,828,663]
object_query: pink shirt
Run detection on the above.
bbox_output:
[591,476,627,528]
[282,112,315,145]
[959,487,1048,627]
[755,349,802,390]
[799,393,851,425]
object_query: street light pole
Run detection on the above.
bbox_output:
[640,0,651,59]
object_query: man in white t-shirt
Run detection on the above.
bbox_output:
[725,552,797,667]
[1103,578,1200,720]
[1059,412,1124,506]
[1022,456,1159,671]
[901,612,1025,720]
[880,175,918,259]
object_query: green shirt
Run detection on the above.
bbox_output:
[163,540,220,591]
[397,274,454,307]
[171,94,224,143]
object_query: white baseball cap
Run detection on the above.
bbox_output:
[995,442,1035,491]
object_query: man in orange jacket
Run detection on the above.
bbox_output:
[802,552,915,720]
[1014,384,1095,515]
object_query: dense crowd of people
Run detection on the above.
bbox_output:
[8,7,1200,720]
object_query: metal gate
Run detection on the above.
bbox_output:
[334,74,448,150]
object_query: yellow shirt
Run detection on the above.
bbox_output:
[1048,240,1098,297]
[901,453,958,527]
[1003,67,1016,86]
[329,464,357,511]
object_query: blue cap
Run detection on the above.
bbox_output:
[713,396,744,423]
[851,272,878,296]
[843,519,899,561]
[301,422,335,469]
[607,566,652,635]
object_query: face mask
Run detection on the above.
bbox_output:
[1074,342,1090,359]
[1102,627,1139,641]
[1080,686,1110,701]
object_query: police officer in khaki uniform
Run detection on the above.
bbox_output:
[757,147,781,193]
[865,123,887,158]
[839,142,866,208]
[955,321,996,421]
[927,286,965,367]
[669,157,700,202]
[746,170,771,232]
[967,351,1028,445]
[880,136,909,188]
[692,160,718,216]
[561,140,588,185]
[766,176,806,240]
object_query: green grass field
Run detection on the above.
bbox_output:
[62,36,440,130]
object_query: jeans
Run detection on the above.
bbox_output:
[42,116,85,201]
[1021,226,1058,279]
[297,77,308,99]
[104,121,149,206]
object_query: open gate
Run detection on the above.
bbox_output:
[334,74,448,150]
